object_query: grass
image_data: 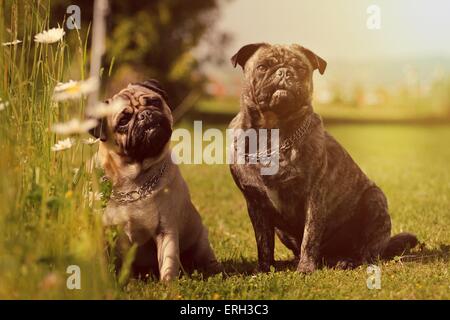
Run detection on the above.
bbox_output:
[0,1,449,300]
[120,123,450,300]
[195,95,450,123]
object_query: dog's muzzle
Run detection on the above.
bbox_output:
[265,67,299,108]
[127,108,172,160]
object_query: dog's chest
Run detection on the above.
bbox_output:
[264,170,308,222]
[235,147,310,220]
[104,197,161,245]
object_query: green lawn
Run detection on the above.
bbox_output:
[195,97,450,122]
[1,123,449,299]
[1,2,449,299]
[120,123,450,300]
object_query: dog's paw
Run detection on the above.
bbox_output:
[160,269,179,282]
[334,259,356,270]
[297,260,317,274]
[256,262,272,273]
[206,261,224,275]
[161,274,174,282]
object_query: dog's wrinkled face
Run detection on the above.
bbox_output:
[232,43,326,116]
[91,81,173,161]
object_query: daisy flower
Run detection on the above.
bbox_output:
[86,98,127,118]
[87,191,103,207]
[52,77,99,101]
[51,138,74,152]
[2,40,22,46]
[82,137,100,145]
[52,118,98,135]
[88,191,103,201]
[34,27,65,44]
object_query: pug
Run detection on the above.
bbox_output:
[90,80,220,281]
[229,43,418,273]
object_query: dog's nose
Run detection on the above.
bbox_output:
[276,68,292,79]
[137,110,152,121]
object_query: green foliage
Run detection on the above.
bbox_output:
[50,0,231,107]
[0,0,113,299]
[1,1,448,300]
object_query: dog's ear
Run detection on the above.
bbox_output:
[134,79,170,107]
[298,46,327,75]
[231,43,266,69]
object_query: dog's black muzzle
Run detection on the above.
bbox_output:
[127,108,172,160]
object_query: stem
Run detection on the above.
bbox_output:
[87,0,109,109]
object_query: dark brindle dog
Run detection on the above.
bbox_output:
[229,43,418,273]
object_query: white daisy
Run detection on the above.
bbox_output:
[34,27,65,44]
[52,118,98,135]
[87,191,103,207]
[2,40,22,46]
[52,77,99,101]
[86,98,127,118]
[88,191,103,201]
[82,137,100,145]
[51,138,74,152]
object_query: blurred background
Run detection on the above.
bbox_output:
[50,0,450,123]
[1,0,449,299]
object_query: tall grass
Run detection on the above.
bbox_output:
[0,1,114,299]
[1,1,448,301]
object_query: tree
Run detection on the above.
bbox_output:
[50,0,231,108]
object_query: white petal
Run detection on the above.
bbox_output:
[2,40,22,46]
[52,77,99,101]
[34,27,65,44]
[51,138,74,151]
[52,118,98,135]
[86,97,127,118]
[82,138,100,145]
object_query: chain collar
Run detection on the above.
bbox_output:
[244,114,313,161]
[110,161,168,204]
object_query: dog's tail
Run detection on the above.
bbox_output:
[381,232,419,259]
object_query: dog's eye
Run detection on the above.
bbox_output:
[117,114,132,127]
[257,65,268,73]
[143,97,162,109]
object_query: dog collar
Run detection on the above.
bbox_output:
[110,161,167,204]
[244,113,313,160]
[279,113,313,152]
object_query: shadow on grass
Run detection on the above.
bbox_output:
[118,244,450,284]
[394,243,450,264]
[220,258,299,276]
[219,244,449,277]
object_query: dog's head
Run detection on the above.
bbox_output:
[90,80,173,162]
[231,43,326,116]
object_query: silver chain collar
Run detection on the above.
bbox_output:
[244,114,313,161]
[110,161,168,204]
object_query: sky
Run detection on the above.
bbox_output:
[216,0,450,62]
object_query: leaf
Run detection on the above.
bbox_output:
[117,243,138,287]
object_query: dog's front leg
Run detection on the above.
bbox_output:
[156,231,180,281]
[297,191,326,274]
[248,201,275,272]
